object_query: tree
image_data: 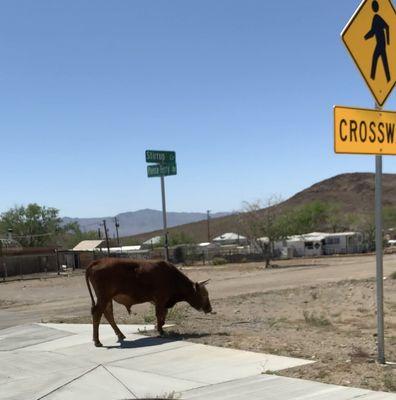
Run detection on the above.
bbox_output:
[383,206,396,230]
[58,222,99,249]
[168,231,195,246]
[0,204,68,247]
[153,231,196,249]
[286,201,331,234]
[239,197,289,268]
[352,213,375,252]
[285,201,357,235]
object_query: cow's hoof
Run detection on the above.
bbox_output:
[94,341,103,347]
[117,336,125,342]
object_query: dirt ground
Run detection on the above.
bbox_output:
[3,254,396,392]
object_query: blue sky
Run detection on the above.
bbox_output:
[1,0,395,217]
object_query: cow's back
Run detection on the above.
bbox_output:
[87,258,188,304]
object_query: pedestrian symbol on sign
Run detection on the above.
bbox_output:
[364,0,391,82]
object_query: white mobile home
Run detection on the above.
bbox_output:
[274,232,363,258]
[278,233,325,257]
[321,232,363,255]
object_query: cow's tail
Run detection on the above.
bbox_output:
[85,264,96,314]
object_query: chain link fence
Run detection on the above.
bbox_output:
[1,248,60,281]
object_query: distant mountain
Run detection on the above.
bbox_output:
[62,209,230,238]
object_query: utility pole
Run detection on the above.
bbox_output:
[207,210,211,242]
[114,217,120,247]
[103,220,110,256]
[97,228,101,239]
[161,176,169,261]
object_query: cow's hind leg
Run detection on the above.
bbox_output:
[155,304,168,336]
[92,301,107,347]
[104,301,126,342]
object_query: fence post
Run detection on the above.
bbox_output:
[0,243,4,281]
[56,250,60,275]
[19,259,23,280]
[2,260,6,281]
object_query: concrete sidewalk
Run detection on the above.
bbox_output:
[0,323,395,399]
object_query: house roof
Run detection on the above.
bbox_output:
[212,232,247,241]
[73,240,104,251]
[287,232,360,243]
[198,242,219,247]
[142,236,162,245]
[98,245,142,253]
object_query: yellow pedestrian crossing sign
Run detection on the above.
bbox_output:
[342,0,396,106]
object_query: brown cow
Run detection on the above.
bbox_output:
[85,258,212,347]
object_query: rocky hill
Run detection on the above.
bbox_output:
[283,173,396,213]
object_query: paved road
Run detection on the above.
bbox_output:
[1,254,396,329]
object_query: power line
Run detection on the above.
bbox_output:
[9,232,54,238]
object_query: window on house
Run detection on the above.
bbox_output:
[326,237,340,245]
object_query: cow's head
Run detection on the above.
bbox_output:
[193,279,212,313]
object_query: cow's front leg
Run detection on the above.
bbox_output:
[155,304,168,336]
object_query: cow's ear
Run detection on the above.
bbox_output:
[198,279,210,286]
[195,282,200,291]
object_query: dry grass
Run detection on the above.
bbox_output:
[302,311,332,327]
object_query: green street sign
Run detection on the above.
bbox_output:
[146,150,176,164]
[147,163,177,178]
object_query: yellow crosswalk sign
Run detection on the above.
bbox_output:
[342,0,396,106]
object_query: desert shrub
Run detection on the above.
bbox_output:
[173,246,185,264]
[303,311,332,327]
[384,372,396,391]
[212,257,227,266]
[389,271,396,279]
[143,307,156,324]
[142,304,185,325]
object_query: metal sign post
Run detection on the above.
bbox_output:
[375,144,385,364]
[160,175,169,261]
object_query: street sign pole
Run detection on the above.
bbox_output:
[375,102,385,363]
[340,0,396,364]
[160,175,169,261]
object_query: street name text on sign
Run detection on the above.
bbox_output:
[334,105,396,155]
[147,164,177,178]
[146,150,176,164]
[342,0,396,106]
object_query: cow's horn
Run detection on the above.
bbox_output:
[199,279,210,286]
